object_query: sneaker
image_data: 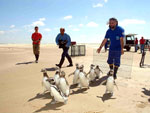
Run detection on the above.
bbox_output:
[67,64,73,67]
[56,64,61,68]
[35,60,38,63]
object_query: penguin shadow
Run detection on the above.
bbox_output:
[142,88,150,96]
[97,93,116,102]
[70,88,88,95]
[34,102,64,112]
[45,67,59,71]
[148,98,150,103]
[89,75,109,87]
[28,92,52,102]
[70,84,78,89]
[16,61,35,65]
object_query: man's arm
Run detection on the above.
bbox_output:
[55,34,59,45]
[35,34,42,42]
[97,38,108,53]
[31,34,34,41]
[66,35,71,47]
[120,37,124,55]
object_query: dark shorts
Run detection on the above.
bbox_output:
[33,44,40,55]
[107,51,121,67]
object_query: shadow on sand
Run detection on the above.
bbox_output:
[70,88,88,95]
[45,65,73,72]
[16,61,35,65]
[70,84,78,89]
[45,67,59,71]
[142,88,150,96]
[89,75,108,87]
[34,102,64,112]
[140,64,150,68]
[97,93,116,102]
[28,92,52,102]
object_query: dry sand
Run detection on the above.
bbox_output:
[0,44,150,113]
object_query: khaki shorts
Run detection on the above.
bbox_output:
[33,44,40,55]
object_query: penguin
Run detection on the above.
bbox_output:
[46,78,68,104]
[68,63,80,85]
[41,69,51,94]
[78,65,89,89]
[105,69,114,96]
[86,64,96,83]
[58,71,70,97]
[94,65,103,79]
[54,70,60,87]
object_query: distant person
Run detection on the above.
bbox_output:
[140,37,145,53]
[97,18,125,79]
[134,38,138,52]
[104,40,109,52]
[31,26,42,63]
[55,28,73,68]
[145,40,150,50]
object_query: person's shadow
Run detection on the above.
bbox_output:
[28,93,52,102]
[16,61,35,65]
[97,93,116,102]
[34,102,64,112]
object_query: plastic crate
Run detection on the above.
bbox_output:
[69,45,86,56]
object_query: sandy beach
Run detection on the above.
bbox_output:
[0,44,150,113]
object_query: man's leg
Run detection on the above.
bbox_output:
[113,66,118,79]
[107,51,114,75]
[35,54,39,63]
[65,47,73,67]
[113,51,121,79]
[140,45,142,53]
[109,64,113,70]
[135,45,137,52]
[56,48,66,68]
[35,45,40,63]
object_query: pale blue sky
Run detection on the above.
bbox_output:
[0,0,150,44]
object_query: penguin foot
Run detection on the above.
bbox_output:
[50,100,56,104]
[111,92,113,96]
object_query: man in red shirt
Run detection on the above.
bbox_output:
[31,26,42,63]
[140,37,145,53]
[134,38,138,52]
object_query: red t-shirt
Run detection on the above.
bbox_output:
[135,39,138,44]
[140,39,145,44]
[31,32,42,44]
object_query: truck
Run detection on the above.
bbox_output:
[107,33,137,51]
[124,33,137,51]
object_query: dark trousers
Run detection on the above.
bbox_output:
[59,47,72,66]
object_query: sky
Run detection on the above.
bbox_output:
[0,0,150,44]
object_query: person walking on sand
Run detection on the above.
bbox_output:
[55,28,73,68]
[134,38,138,52]
[31,26,42,63]
[140,37,145,53]
[97,18,125,80]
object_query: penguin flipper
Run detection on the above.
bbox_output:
[68,72,74,77]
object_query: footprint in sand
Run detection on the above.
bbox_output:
[136,101,149,108]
